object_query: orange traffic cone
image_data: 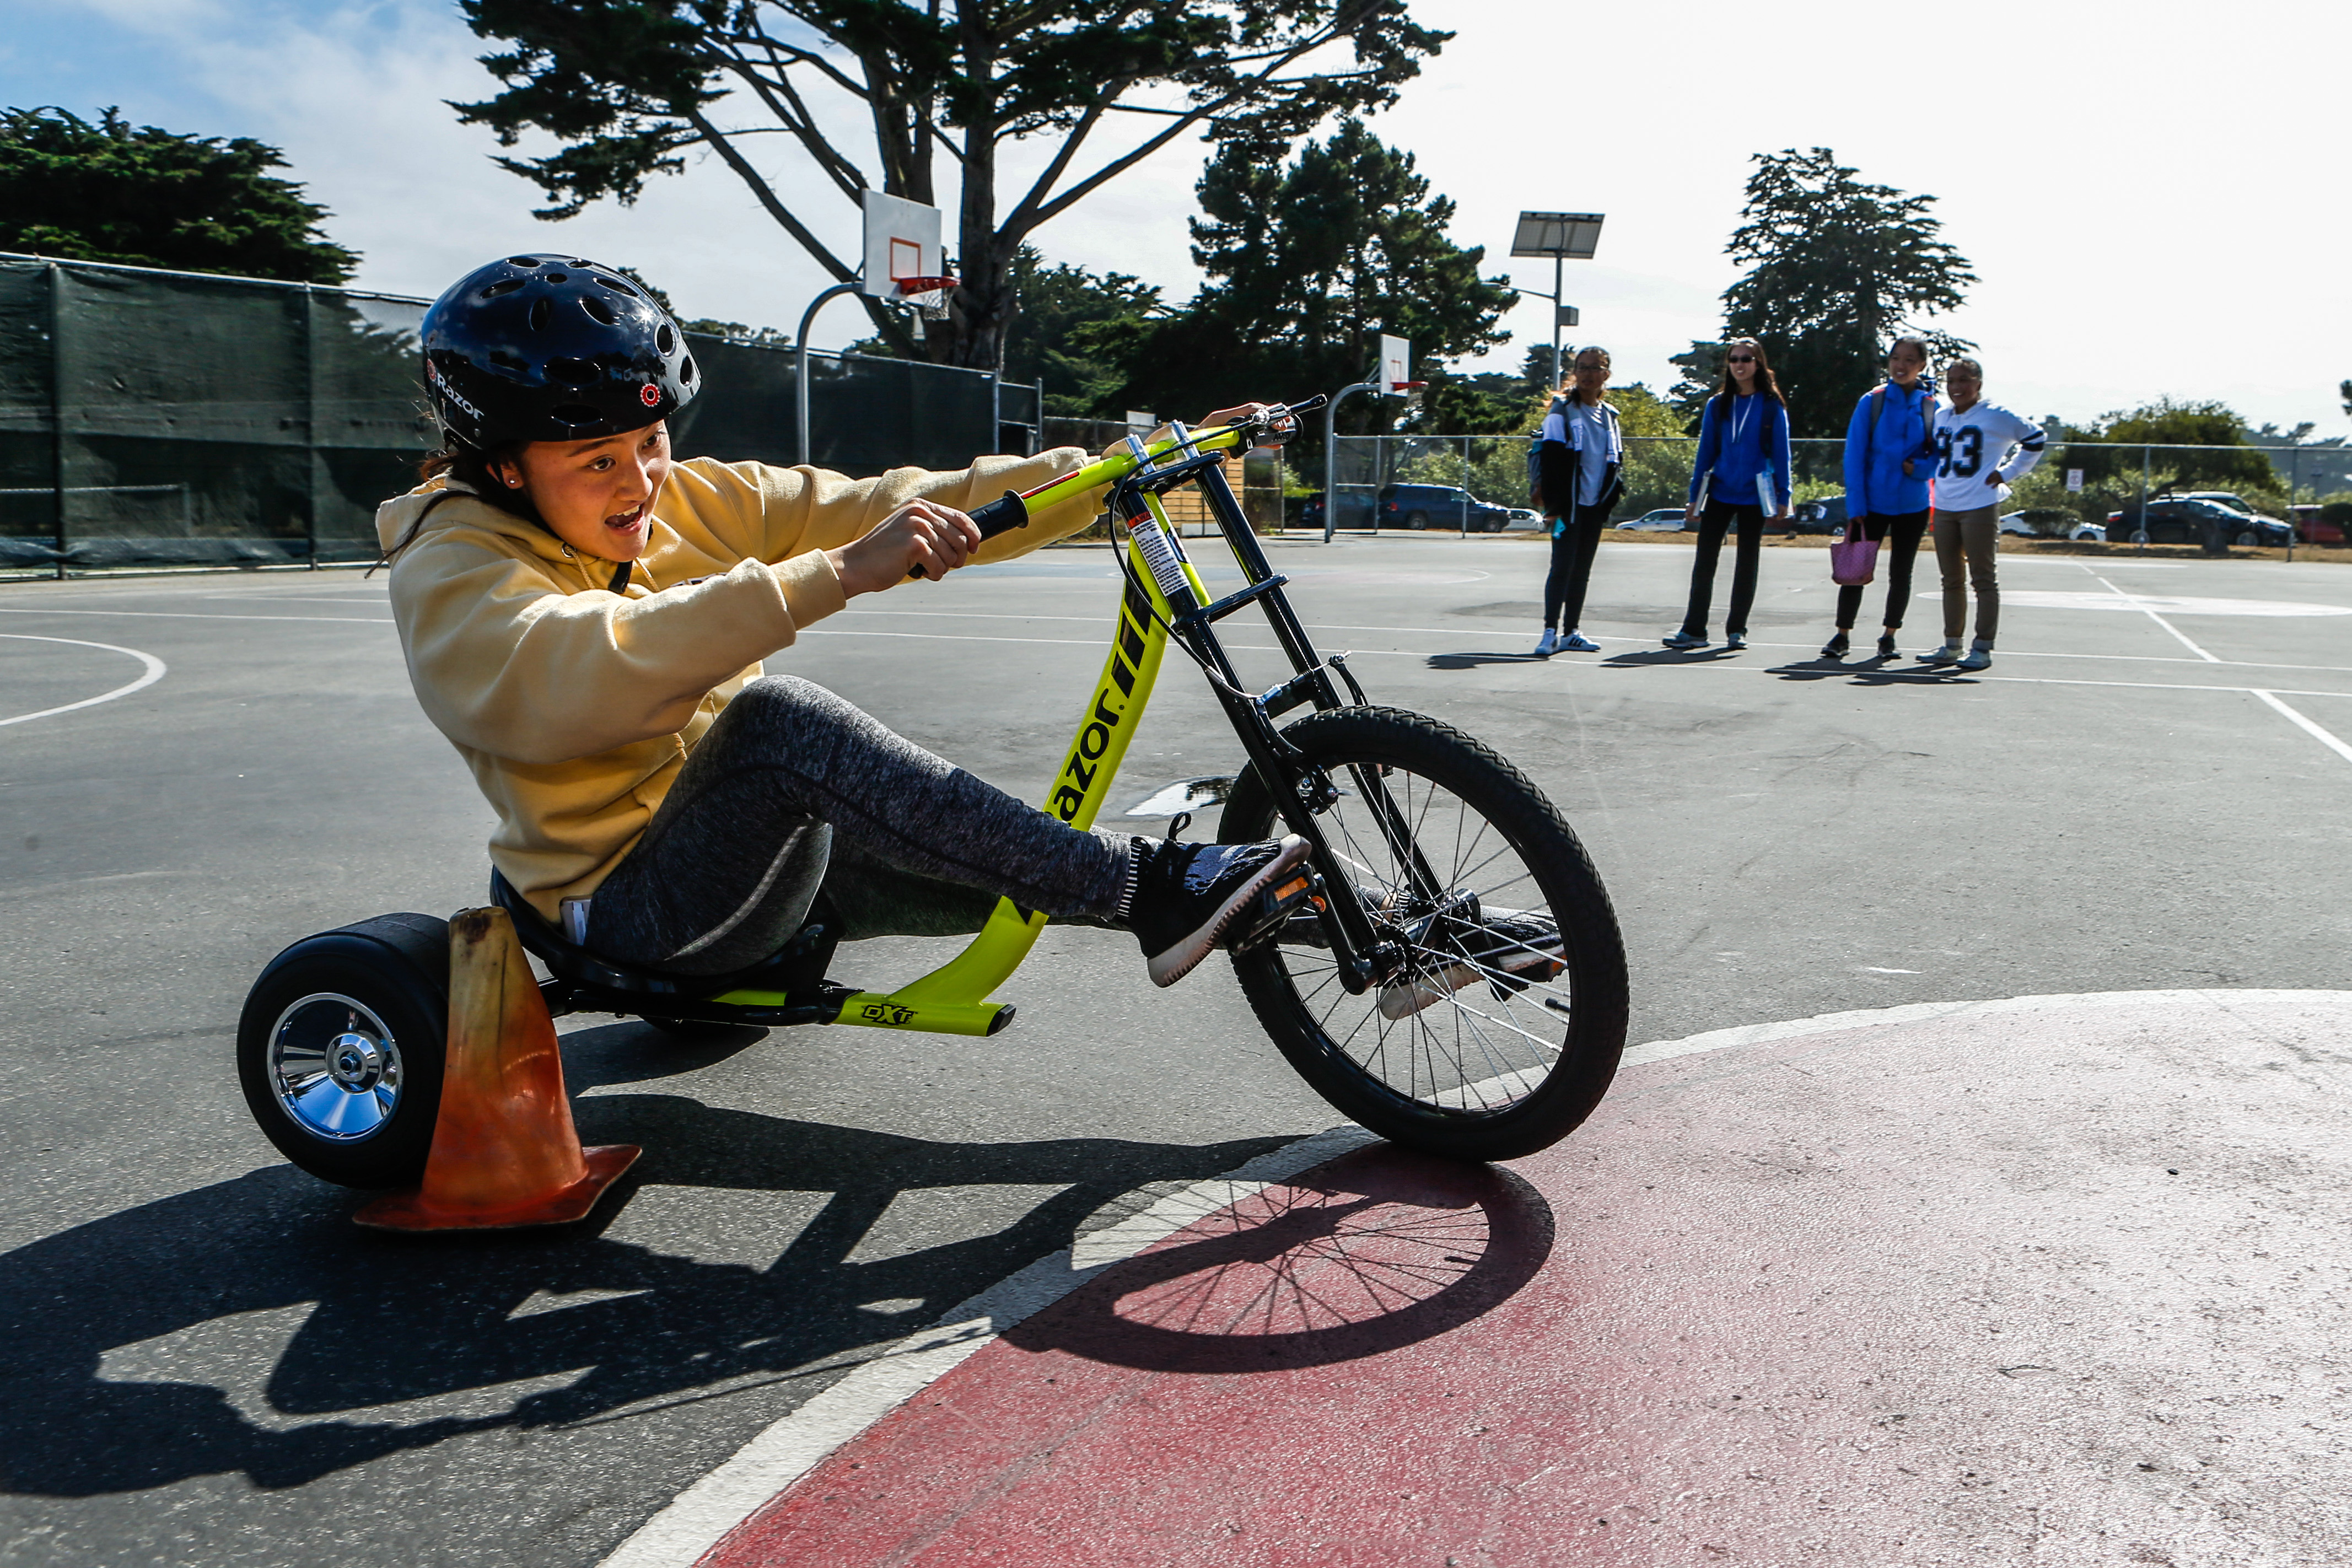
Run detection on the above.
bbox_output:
[356,906,639,1231]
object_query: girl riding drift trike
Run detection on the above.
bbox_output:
[236,255,1629,1192]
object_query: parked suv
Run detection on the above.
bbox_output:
[1374,483,1513,532]
[1300,484,1515,533]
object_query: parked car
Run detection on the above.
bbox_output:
[1374,483,1513,532]
[1503,507,1541,530]
[1616,507,1687,532]
[1786,497,1848,535]
[2178,492,2296,540]
[1998,508,2106,542]
[1297,492,1374,531]
[2106,496,2292,549]
[2288,504,2347,545]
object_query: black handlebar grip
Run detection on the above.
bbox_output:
[907,489,1031,578]
[968,489,1030,540]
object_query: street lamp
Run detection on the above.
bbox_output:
[1510,211,1604,387]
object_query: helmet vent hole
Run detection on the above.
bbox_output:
[528,297,551,332]
[591,272,638,298]
[507,256,541,268]
[579,295,617,327]
[656,324,676,355]
[679,353,696,384]
[545,357,601,387]
[488,349,528,371]
[480,278,524,299]
[550,404,603,427]
[545,270,568,284]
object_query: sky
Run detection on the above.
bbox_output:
[6,0,2347,433]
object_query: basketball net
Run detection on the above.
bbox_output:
[894,273,957,322]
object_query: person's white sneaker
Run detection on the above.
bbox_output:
[1917,644,1961,666]
[1559,631,1600,653]
[1958,646,1993,671]
[1531,628,1559,658]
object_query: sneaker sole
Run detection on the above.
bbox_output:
[1146,836,1312,989]
[1377,944,1566,1021]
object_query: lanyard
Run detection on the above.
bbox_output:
[1726,395,1754,456]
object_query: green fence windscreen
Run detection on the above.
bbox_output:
[0,255,1027,576]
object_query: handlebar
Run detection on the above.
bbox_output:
[906,397,1323,578]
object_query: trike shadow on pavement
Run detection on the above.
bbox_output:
[0,1022,1315,1498]
[1424,651,1551,670]
[1004,1147,1552,1375]
[1599,647,1741,669]
[1764,655,1974,686]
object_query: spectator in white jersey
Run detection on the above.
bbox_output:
[1920,357,2046,671]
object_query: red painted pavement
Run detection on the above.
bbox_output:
[703,993,2352,1566]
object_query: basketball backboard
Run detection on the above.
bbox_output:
[862,191,943,297]
[1379,335,1411,391]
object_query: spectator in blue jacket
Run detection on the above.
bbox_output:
[1664,339,1791,651]
[1821,337,1938,660]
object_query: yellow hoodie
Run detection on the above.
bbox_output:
[374,449,1105,923]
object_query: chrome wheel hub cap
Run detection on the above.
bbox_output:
[268,993,404,1143]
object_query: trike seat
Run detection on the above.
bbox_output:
[487,869,843,1025]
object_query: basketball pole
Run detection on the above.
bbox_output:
[796,281,864,469]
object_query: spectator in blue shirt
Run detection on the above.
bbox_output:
[1821,337,1939,660]
[1664,339,1792,651]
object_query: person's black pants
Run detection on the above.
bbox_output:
[1542,514,1608,632]
[1833,508,1931,631]
[1680,498,1765,639]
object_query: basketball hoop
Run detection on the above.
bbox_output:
[893,273,957,321]
[1391,380,1428,394]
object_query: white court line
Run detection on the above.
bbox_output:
[596,987,2348,1568]
[804,626,2352,702]
[836,608,2352,678]
[0,606,394,626]
[0,634,168,727]
[2251,691,2352,767]
[2085,566,2220,662]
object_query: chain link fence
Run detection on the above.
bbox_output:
[1325,432,2352,547]
[1,254,1042,580]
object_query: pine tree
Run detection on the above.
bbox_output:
[0,106,357,282]
[1720,148,1973,436]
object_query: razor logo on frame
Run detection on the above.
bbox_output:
[1051,577,1153,823]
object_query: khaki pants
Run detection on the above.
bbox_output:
[1935,503,2000,645]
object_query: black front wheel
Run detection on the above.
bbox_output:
[1221,707,1629,1161]
[236,914,450,1188]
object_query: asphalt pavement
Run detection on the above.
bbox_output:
[3,531,2349,1565]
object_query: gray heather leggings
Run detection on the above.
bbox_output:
[587,675,1132,976]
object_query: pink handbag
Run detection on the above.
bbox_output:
[1829,521,1880,586]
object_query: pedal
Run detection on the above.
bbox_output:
[1229,869,1323,954]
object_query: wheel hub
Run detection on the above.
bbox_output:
[326,1031,387,1091]
[267,993,405,1143]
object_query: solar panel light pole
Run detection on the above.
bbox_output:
[1510,211,1604,388]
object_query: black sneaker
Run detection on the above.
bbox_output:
[1875,634,1899,660]
[1379,908,1565,1020]
[1124,836,1314,987]
[1821,631,1850,660]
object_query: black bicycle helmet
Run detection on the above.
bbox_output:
[420,255,698,449]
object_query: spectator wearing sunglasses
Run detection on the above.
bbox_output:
[1663,338,1791,651]
[1822,337,1937,660]
[1530,347,1624,658]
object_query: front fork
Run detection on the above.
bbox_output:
[1112,460,1412,995]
